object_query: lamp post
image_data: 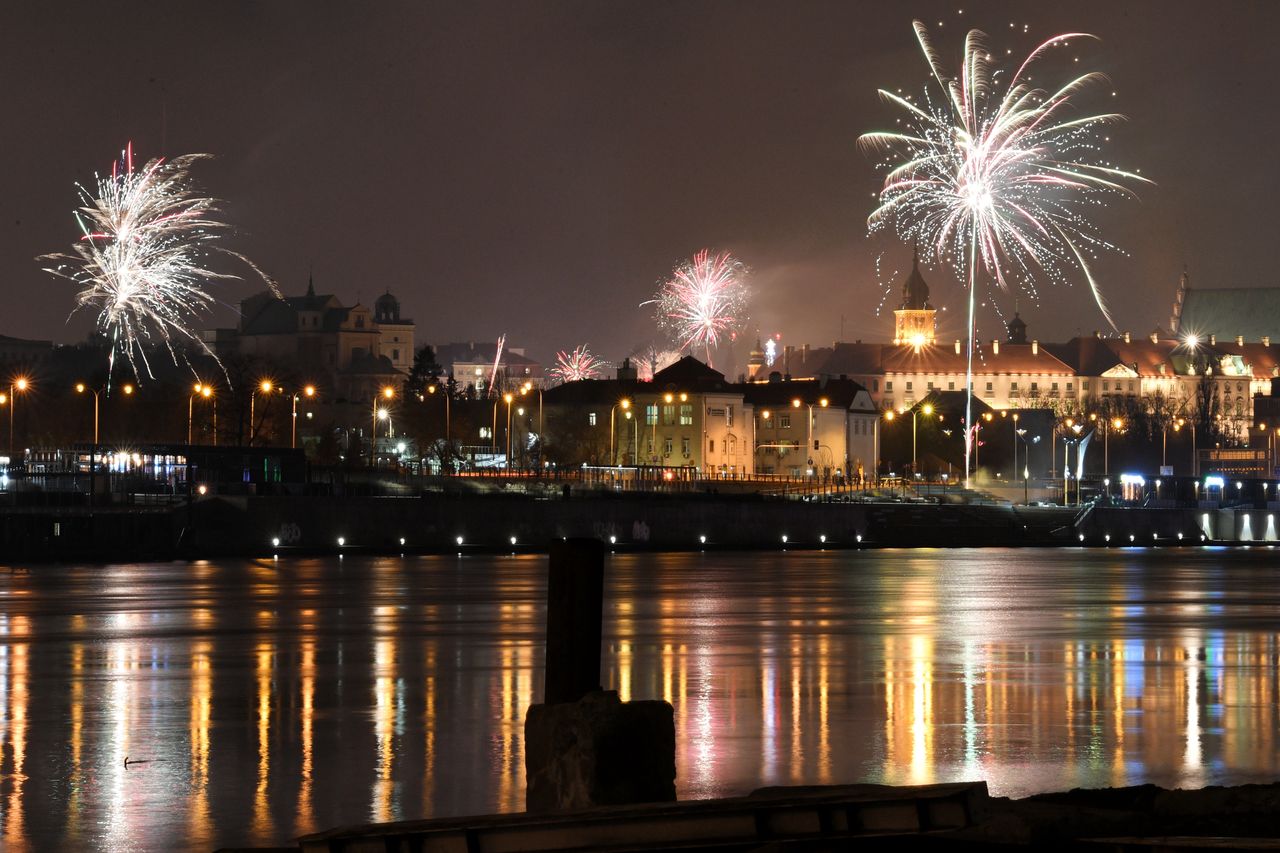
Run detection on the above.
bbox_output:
[249,379,275,446]
[610,399,631,466]
[504,392,515,471]
[427,382,451,444]
[520,382,542,468]
[1015,428,1039,505]
[189,383,213,445]
[5,377,29,461]
[291,385,316,449]
[371,386,394,468]
[911,402,934,477]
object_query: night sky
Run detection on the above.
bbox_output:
[3,1,1275,365]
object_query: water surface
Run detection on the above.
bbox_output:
[0,547,1277,851]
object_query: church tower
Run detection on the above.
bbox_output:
[893,246,936,347]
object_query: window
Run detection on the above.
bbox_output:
[1031,382,1039,391]
[885,381,893,392]
[479,427,491,439]
[949,382,955,391]
[679,404,693,426]
[1103,381,1110,391]
[646,437,654,454]
[1067,382,1074,390]
[662,405,675,425]
[681,437,690,456]
[392,349,400,361]
[780,414,792,429]
[588,412,597,426]
[663,438,673,456]
[927,381,935,390]
[906,381,913,391]
[709,439,715,453]
[355,315,365,328]
[727,405,734,427]
[645,404,657,425]
[1051,382,1058,391]
[1082,380,1090,390]
[1010,381,1019,390]
[872,379,879,392]
[986,382,993,391]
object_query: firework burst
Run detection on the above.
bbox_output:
[550,344,608,384]
[646,250,749,367]
[42,143,277,383]
[859,22,1149,479]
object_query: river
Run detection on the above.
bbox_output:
[0,547,1277,851]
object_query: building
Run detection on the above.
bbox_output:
[201,278,412,402]
[893,246,937,347]
[542,356,881,478]
[1170,267,1280,343]
[0,334,54,365]
[744,374,879,478]
[434,341,544,396]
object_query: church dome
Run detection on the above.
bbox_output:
[374,291,400,323]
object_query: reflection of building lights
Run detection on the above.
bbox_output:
[337,537,345,547]
[609,535,617,545]
[509,535,517,546]
[781,534,788,544]
[819,534,826,543]
[399,537,405,546]
[271,537,280,547]
[699,535,706,544]
[196,484,207,495]
[455,535,464,546]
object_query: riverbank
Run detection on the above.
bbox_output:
[3,492,1276,562]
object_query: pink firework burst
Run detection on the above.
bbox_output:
[550,344,607,384]
[647,250,749,367]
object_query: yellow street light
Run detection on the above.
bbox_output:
[922,403,934,416]
[819,397,829,408]
[371,386,396,468]
[884,410,896,421]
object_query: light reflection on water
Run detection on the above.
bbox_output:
[0,548,1277,851]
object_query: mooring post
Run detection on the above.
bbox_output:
[526,536,676,812]
[544,537,604,704]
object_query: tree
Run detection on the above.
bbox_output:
[403,345,441,397]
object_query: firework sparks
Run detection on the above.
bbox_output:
[42,143,277,383]
[646,250,749,367]
[550,344,608,384]
[859,22,1149,480]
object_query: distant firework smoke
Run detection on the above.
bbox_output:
[632,346,682,381]
[42,143,277,382]
[550,345,607,384]
[859,22,1148,480]
[646,250,749,367]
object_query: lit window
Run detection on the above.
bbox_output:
[679,404,693,425]
[645,404,657,425]
[663,405,675,425]
[681,437,690,456]
[780,414,792,429]
[663,438,673,455]
[588,412,597,426]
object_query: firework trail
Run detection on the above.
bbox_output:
[549,345,608,384]
[859,22,1149,481]
[42,143,278,384]
[646,250,749,368]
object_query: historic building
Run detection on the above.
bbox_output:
[892,247,937,348]
[201,278,412,402]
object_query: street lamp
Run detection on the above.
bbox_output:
[189,382,214,445]
[610,399,631,466]
[520,381,543,469]
[371,386,394,468]
[504,392,515,470]
[427,382,451,444]
[912,402,934,476]
[1015,428,1040,505]
[291,385,316,449]
[4,377,29,461]
[249,379,275,446]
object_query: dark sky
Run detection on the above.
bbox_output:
[3,1,1275,365]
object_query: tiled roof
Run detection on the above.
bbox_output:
[882,342,1074,375]
[652,356,728,389]
[740,376,874,411]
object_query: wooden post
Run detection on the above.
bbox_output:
[544,537,604,705]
